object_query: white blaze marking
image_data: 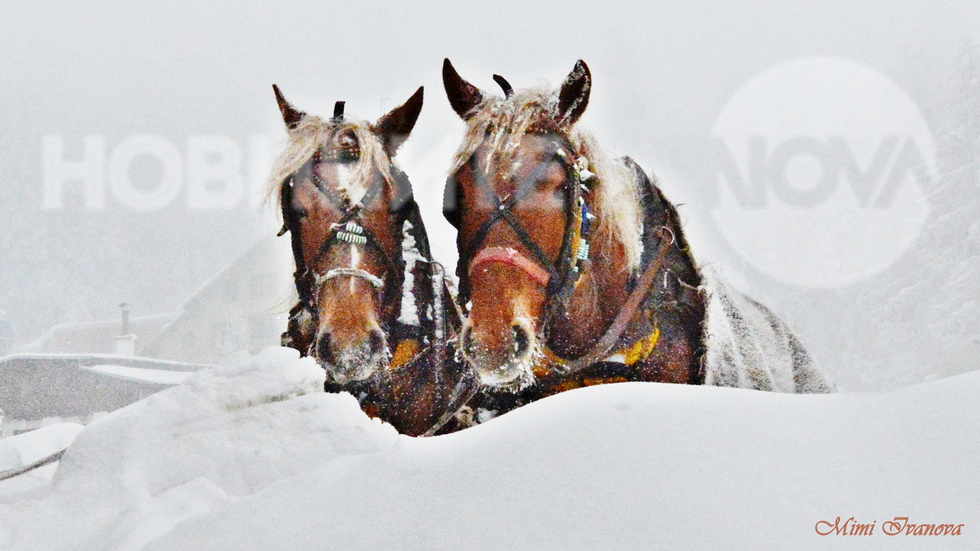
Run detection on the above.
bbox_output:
[349,245,360,293]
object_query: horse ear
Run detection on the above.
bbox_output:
[556,60,591,127]
[443,58,484,120]
[272,84,306,130]
[374,86,424,155]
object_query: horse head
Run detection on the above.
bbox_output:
[272,84,423,384]
[443,59,649,390]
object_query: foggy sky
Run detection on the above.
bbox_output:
[2,1,979,388]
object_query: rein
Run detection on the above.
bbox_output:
[0,449,66,482]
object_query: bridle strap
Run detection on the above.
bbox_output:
[280,178,316,308]
[457,147,583,307]
[308,218,395,280]
[465,192,561,286]
[281,155,403,322]
[303,155,399,295]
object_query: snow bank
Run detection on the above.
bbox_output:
[1,347,977,550]
[0,347,399,551]
[0,423,84,495]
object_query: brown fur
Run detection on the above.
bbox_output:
[281,128,403,382]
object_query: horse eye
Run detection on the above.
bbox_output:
[288,200,308,219]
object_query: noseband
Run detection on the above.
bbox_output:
[469,246,552,288]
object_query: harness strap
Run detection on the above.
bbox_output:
[550,230,674,374]
[422,371,481,437]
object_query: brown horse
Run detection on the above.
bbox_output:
[442,59,832,413]
[270,85,476,435]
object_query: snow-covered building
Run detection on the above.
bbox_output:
[137,235,295,364]
[0,354,208,437]
[16,235,294,365]
[2,235,294,437]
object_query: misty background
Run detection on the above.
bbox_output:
[1,0,978,390]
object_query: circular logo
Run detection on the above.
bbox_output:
[711,57,934,288]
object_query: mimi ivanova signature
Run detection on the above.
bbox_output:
[815,516,963,536]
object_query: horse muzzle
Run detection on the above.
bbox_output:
[314,326,389,384]
[459,318,537,390]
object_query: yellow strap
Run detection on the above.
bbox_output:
[532,347,567,379]
[535,326,661,376]
[623,327,661,366]
[389,339,421,371]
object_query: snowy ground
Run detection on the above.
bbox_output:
[0,347,976,550]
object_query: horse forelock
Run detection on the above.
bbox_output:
[449,88,644,272]
[266,115,397,208]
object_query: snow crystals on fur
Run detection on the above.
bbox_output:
[700,267,834,393]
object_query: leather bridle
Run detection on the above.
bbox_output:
[279,148,406,319]
[448,137,676,374]
[452,140,592,329]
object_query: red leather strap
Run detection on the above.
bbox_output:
[469,246,552,288]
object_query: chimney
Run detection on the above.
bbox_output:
[115,302,136,356]
[120,302,131,335]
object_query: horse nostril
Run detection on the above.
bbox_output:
[512,325,530,358]
[461,325,475,357]
[316,333,332,362]
[368,328,385,356]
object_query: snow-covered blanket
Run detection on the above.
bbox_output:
[701,267,833,393]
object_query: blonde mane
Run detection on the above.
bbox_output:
[449,87,644,271]
[266,115,395,206]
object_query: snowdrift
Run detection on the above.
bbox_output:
[1,347,976,550]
